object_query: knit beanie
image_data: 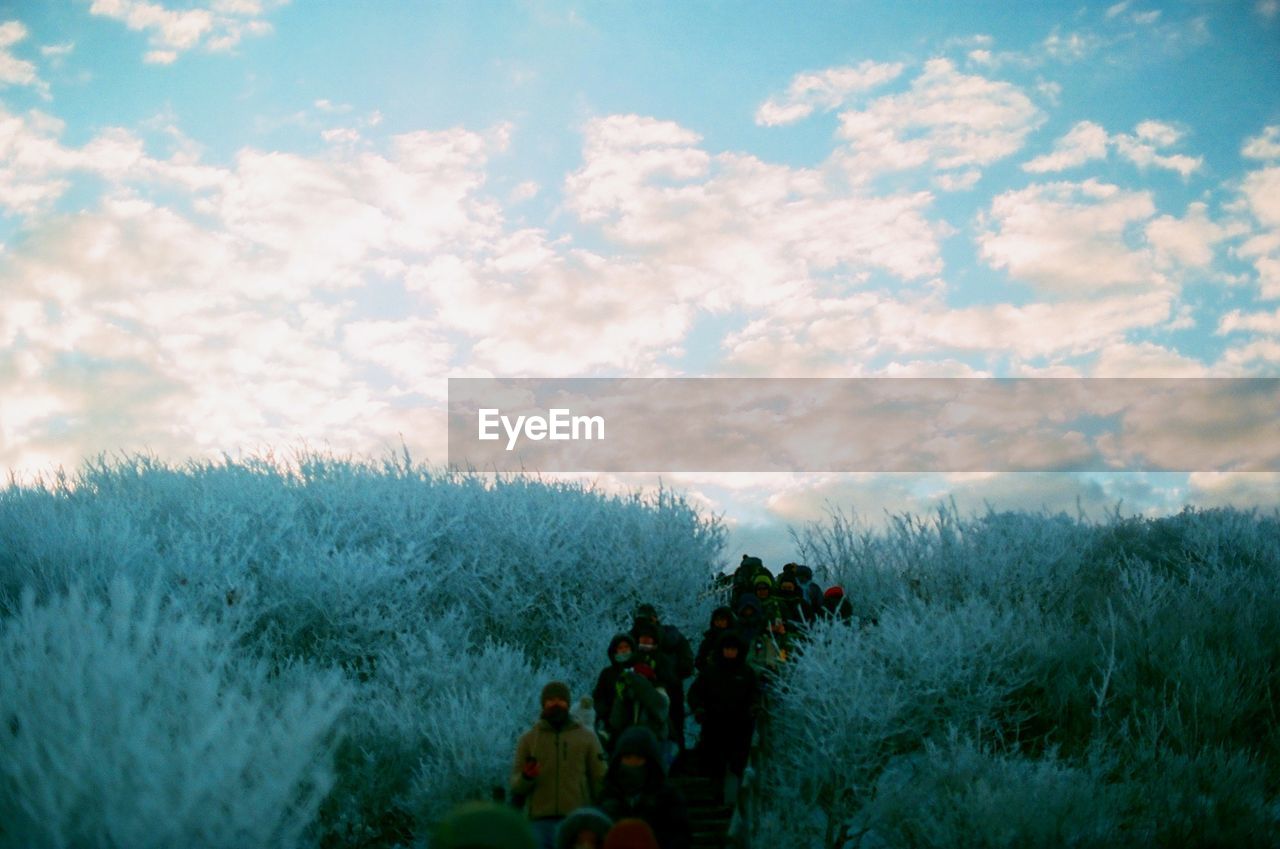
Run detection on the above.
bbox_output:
[603,818,660,849]
[541,681,571,705]
[432,801,536,849]
[824,586,845,600]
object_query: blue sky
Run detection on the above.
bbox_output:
[1,0,1278,566]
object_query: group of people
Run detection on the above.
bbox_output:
[434,556,859,849]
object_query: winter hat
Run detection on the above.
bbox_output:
[554,807,613,849]
[795,564,814,581]
[541,681,572,705]
[432,801,536,849]
[634,602,659,622]
[603,819,659,849]
[752,574,774,588]
[708,606,736,628]
[824,586,845,600]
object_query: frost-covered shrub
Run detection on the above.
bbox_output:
[768,505,1280,849]
[844,736,1119,849]
[0,452,725,846]
[0,576,348,849]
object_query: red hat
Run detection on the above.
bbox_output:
[604,818,659,849]
[824,586,845,600]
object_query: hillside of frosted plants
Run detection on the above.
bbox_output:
[759,503,1280,849]
[0,452,724,848]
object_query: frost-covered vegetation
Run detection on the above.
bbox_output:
[0,453,723,848]
[4,454,1278,848]
[761,504,1280,849]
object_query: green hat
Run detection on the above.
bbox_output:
[432,801,536,849]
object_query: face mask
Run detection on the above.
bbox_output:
[618,764,646,794]
[613,651,632,665]
[542,705,569,728]
[638,643,656,653]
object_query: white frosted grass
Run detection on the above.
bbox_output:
[0,575,349,849]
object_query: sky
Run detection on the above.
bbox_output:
[1,0,1278,568]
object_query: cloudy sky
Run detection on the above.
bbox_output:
[1,0,1278,566]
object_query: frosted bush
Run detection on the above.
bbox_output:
[769,505,1280,849]
[844,736,1119,849]
[0,575,348,849]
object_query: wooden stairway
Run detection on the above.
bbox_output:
[670,774,734,849]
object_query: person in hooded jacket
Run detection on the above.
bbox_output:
[598,727,691,849]
[774,574,814,636]
[750,573,781,621]
[593,634,637,752]
[630,605,693,755]
[555,806,613,849]
[687,630,759,807]
[693,606,736,674]
[511,681,608,849]
[732,593,766,645]
[606,660,669,746]
[794,564,824,613]
[730,555,771,604]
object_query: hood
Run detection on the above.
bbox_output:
[554,807,613,849]
[607,632,636,665]
[608,726,665,791]
[734,593,763,617]
[707,605,736,631]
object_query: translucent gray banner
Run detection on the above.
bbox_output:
[446,378,1280,472]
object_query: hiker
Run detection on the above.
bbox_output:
[630,604,694,755]
[593,634,637,751]
[822,586,855,623]
[605,661,670,749]
[775,573,814,635]
[598,727,691,849]
[732,593,766,645]
[750,573,780,621]
[730,554,771,602]
[693,606,736,674]
[511,681,608,849]
[687,630,759,808]
[555,806,613,849]
[794,563,824,613]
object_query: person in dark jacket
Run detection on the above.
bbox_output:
[693,606,736,674]
[593,634,637,752]
[775,574,814,635]
[794,564,824,613]
[822,586,856,622]
[730,555,771,603]
[434,800,537,849]
[687,631,760,807]
[598,727,691,849]
[630,604,694,753]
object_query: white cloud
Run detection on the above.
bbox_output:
[832,58,1043,188]
[755,60,904,127]
[1023,120,1109,172]
[0,20,48,95]
[1113,121,1201,176]
[978,179,1160,295]
[87,0,283,63]
[1146,202,1229,269]
[1243,126,1280,160]
[1092,342,1209,376]
[1218,308,1280,335]
[1023,119,1201,176]
[1257,0,1279,20]
[1237,165,1280,298]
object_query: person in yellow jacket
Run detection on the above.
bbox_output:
[511,681,609,849]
